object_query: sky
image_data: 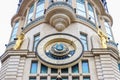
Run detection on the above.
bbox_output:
[0,0,120,67]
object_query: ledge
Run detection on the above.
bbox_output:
[5,41,16,51]
[76,15,96,28]
[45,1,76,22]
[92,48,119,60]
[107,41,118,52]
[0,50,29,63]
[23,16,45,33]
[47,1,74,12]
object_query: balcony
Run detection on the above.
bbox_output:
[17,0,23,12]
[23,15,45,33]
[76,15,96,28]
[107,40,118,52]
[45,1,76,31]
[6,41,16,50]
[100,0,109,13]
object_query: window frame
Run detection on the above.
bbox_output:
[35,0,45,18]
[33,33,40,52]
[40,64,48,74]
[27,4,34,24]
[10,20,19,42]
[72,64,79,73]
[76,0,86,17]
[29,77,36,80]
[30,61,38,74]
[104,20,113,41]
[80,33,88,51]
[82,60,90,73]
[88,2,95,23]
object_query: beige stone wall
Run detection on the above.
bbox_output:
[93,49,120,80]
[21,22,99,52]
[0,0,120,80]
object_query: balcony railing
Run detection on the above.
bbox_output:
[107,40,118,49]
[6,41,16,50]
[100,0,109,13]
[25,15,44,28]
[76,15,96,28]
[47,1,74,12]
[17,0,23,12]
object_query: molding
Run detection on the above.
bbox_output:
[92,48,119,60]
[0,50,29,63]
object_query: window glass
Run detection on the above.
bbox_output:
[72,64,79,73]
[33,34,40,51]
[88,3,95,23]
[27,4,34,24]
[82,60,89,73]
[118,63,120,71]
[76,0,86,17]
[104,21,113,40]
[36,0,45,18]
[41,64,48,73]
[80,34,88,51]
[10,21,19,42]
[30,61,38,74]
[61,68,68,73]
[51,68,58,73]
[72,77,79,80]
[40,77,47,80]
[83,77,90,80]
[29,77,36,80]
[51,77,56,80]
[62,77,68,80]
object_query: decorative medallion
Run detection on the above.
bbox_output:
[36,33,83,68]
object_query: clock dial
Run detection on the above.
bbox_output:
[36,33,83,68]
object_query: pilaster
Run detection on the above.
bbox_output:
[93,48,120,80]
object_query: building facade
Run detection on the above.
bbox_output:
[0,0,120,80]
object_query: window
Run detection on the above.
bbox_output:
[41,64,48,73]
[51,68,58,73]
[36,0,45,18]
[27,4,34,24]
[61,68,68,73]
[62,77,68,80]
[30,61,38,74]
[51,77,56,80]
[10,21,19,42]
[76,0,86,17]
[104,21,113,40]
[33,34,40,51]
[72,77,79,80]
[118,63,120,71]
[29,77,36,80]
[82,60,89,73]
[40,77,47,80]
[88,3,95,23]
[83,77,90,80]
[72,64,79,73]
[80,33,88,51]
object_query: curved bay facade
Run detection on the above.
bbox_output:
[0,0,120,80]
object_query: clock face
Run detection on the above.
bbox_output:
[36,33,83,68]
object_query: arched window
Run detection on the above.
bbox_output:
[104,21,113,40]
[27,4,34,24]
[10,21,19,42]
[76,0,86,17]
[88,3,95,23]
[36,0,45,18]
